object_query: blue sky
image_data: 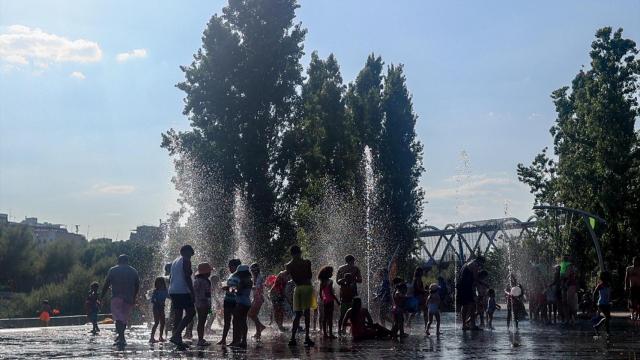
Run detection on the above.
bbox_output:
[1,0,638,240]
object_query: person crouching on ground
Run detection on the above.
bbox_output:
[342,297,391,341]
[194,262,213,346]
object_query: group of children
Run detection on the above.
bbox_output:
[80,251,624,348]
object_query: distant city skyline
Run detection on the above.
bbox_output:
[1,0,639,239]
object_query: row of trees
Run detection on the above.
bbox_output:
[162,0,424,269]
[0,224,155,317]
[518,27,640,286]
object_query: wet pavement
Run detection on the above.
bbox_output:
[1,312,639,359]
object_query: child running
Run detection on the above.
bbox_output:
[425,283,441,336]
[318,266,340,339]
[86,282,101,334]
[486,288,501,329]
[150,277,168,343]
[193,262,212,346]
[593,271,612,336]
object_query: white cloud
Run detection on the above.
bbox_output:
[69,71,85,80]
[91,183,135,195]
[116,48,147,63]
[422,173,534,227]
[428,174,516,200]
[0,25,102,70]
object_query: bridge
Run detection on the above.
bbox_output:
[418,216,539,265]
[418,206,607,271]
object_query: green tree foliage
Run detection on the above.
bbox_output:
[518,27,640,278]
[347,54,384,154]
[0,224,155,318]
[0,226,38,292]
[164,0,306,268]
[164,2,424,269]
[377,65,425,268]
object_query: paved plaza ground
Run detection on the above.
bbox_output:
[1,312,639,359]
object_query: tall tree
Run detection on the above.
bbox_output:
[377,64,425,270]
[279,52,360,249]
[163,0,306,267]
[347,54,384,154]
[518,27,639,276]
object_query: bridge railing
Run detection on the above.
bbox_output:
[418,217,538,264]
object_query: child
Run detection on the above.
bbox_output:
[218,258,241,346]
[486,288,501,329]
[248,263,267,339]
[425,283,441,336]
[85,282,101,334]
[475,270,489,327]
[373,269,392,327]
[411,267,426,327]
[390,279,407,340]
[150,276,168,343]
[39,300,52,327]
[205,274,223,334]
[593,271,611,336]
[505,274,524,329]
[194,262,213,346]
[163,263,173,340]
[545,284,558,324]
[230,264,253,348]
[337,272,357,335]
[318,266,340,339]
[270,270,289,331]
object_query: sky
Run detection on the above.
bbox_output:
[1,0,638,240]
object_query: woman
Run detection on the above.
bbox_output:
[341,297,391,341]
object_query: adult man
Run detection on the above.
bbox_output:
[458,256,484,331]
[285,245,314,347]
[168,244,196,347]
[248,263,267,339]
[100,254,140,346]
[625,256,640,320]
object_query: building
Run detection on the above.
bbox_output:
[128,224,163,245]
[0,214,86,246]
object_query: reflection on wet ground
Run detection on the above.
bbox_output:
[1,312,639,359]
